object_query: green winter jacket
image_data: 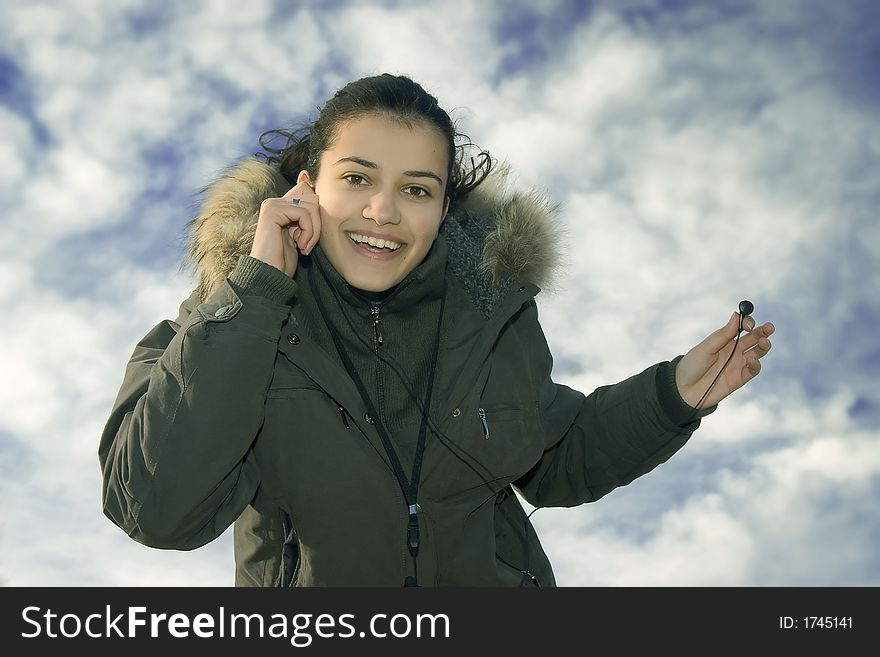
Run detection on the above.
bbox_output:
[99,159,711,587]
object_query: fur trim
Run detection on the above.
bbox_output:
[186,159,290,302]
[472,162,562,288]
[185,158,561,302]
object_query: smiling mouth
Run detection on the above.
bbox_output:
[347,232,403,251]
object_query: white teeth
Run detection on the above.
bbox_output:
[348,232,401,250]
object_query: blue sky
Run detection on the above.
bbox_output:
[0,0,877,586]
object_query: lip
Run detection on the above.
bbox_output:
[345,231,405,261]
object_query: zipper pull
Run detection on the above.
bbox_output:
[371,306,383,345]
[478,407,489,439]
[338,405,350,429]
[521,569,539,586]
[407,504,420,554]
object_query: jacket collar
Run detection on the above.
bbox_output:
[305,233,449,317]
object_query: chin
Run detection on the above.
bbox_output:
[343,270,401,294]
[352,282,393,293]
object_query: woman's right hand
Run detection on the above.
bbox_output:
[250,180,321,278]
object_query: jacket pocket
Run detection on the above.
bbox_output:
[477,405,522,439]
[459,404,542,482]
[266,360,324,398]
[267,384,324,399]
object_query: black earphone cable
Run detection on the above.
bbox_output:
[295,262,754,587]
[308,257,448,587]
[684,301,754,426]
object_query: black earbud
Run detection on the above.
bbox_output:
[738,300,754,317]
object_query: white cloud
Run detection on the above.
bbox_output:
[324,2,505,95]
[0,107,34,197]
[0,0,876,588]
[17,145,138,237]
[0,262,196,586]
[529,390,879,586]
[0,265,189,435]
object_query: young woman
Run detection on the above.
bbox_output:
[100,74,774,587]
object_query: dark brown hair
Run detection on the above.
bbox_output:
[255,73,493,213]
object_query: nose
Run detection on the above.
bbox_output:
[362,189,400,225]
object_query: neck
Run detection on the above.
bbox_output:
[308,238,448,311]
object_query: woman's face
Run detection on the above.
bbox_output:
[298,114,449,293]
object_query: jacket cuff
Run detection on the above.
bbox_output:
[656,355,716,427]
[227,255,297,305]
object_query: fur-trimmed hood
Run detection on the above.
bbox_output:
[185,158,562,311]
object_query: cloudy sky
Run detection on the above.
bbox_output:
[1,0,877,587]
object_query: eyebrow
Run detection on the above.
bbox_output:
[334,156,444,186]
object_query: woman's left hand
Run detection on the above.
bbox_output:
[675,312,775,409]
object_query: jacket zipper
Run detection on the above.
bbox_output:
[478,407,489,439]
[371,304,386,423]
[495,553,540,586]
[522,569,539,586]
[338,405,350,429]
[371,305,383,345]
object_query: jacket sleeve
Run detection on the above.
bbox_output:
[99,256,297,550]
[512,300,715,508]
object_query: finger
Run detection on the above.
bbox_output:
[744,355,762,378]
[737,322,774,354]
[271,194,319,254]
[261,196,309,229]
[291,198,320,255]
[744,337,772,359]
[301,213,321,255]
[306,202,321,253]
[282,179,314,200]
[283,196,311,215]
[298,181,319,203]
[285,229,298,252]
[699,312,740,353]
[294,213,314,253]
[280,198,314,227]
[746,348,761,376]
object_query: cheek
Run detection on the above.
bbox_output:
[414,223,442,249]
[320,219,335,239]
[312,186,346,228]
[317,207,344,238]
[411,209,444,244]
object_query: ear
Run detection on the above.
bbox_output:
[441,196,450,222]
[296,170,314,188]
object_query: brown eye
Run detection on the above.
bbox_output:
[404,186,429,198]
[344,174,368,186]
